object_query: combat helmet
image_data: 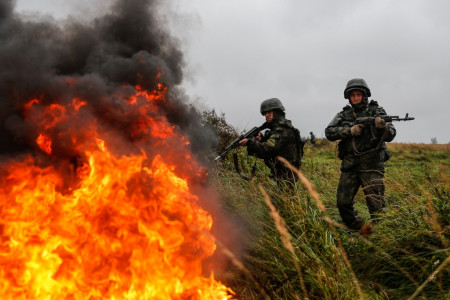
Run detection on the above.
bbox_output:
[260,98,285,115]
[344,78,371,99]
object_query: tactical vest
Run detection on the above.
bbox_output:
[272,119,302,169]
[338,100,390,161]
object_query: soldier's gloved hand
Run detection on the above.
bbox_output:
[239,138,248,146]
[255,132,262,141]
[375,117,386,129]
[350,124,364,136]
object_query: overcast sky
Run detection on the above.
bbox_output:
[16,0,450,144]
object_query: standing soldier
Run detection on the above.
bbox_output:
[239,98,302,188]
[325,78,396,230]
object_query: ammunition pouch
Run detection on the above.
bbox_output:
[337,140,347,160]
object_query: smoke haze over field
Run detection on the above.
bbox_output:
[15,0,450,144]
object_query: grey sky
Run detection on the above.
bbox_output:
[16,0,450,143]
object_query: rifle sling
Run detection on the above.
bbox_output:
[352,128,389,157]
[233,152,257,181]
[351,110,390,157]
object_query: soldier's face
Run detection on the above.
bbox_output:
[264,111,274,123]
[349,90,364,104]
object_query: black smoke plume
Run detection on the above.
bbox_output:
[0,0,217,158]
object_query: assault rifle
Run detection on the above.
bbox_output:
[214,123,268,161]
[342,113,415,141]
[342,113,415,127]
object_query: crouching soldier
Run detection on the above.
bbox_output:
[239,98,302,189]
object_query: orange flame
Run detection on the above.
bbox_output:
[0,85,235,299]
[72,98,87,111]
[36,134,52,154]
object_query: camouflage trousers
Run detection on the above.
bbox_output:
[337,170,385,230]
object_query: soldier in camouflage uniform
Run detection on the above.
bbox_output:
[325,79,396,230]
[239,98,302,187]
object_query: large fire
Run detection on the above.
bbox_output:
[0,82,235,299]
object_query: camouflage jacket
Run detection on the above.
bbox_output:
[246,117,300,181]
[325,100,396,171]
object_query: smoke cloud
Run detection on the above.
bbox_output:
[0,0,217,158]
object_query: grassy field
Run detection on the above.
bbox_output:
[212,140,449,300]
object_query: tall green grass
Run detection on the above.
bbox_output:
[213,140,449,299]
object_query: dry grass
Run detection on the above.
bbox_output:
[212,141,449,299]
[388,143,450,152]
